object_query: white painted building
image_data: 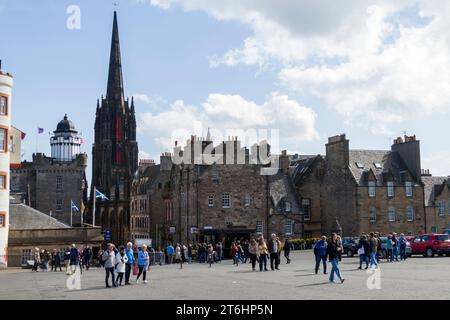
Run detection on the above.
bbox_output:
[0,62,12,268]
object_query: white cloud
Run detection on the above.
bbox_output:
[137,92,318,153]
[143,0,450,135]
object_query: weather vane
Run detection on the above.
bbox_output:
[113,1,119,7]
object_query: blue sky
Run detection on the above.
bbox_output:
[1,0,449,182]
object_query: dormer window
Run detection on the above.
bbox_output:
[355,162,364,169]
[374,162,382,169]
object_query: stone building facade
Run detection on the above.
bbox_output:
[423,174,450,233]
[132,136,301,252]
[293,134,427,237]
[10,116,88,226]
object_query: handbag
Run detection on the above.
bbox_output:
[132,263,138,275]
[357,247,365,255]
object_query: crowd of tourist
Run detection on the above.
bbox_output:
[29,230,413,287]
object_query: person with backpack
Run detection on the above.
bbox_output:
[314,236,328,274]
[369,232,379,268]
[358,234,370,269]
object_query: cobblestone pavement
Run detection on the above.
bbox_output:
[1,251,449,300]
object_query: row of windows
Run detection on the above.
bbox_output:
[437,201,450,216]
[255,220,294,235]
[131,217,149,230]
[369,206,414,223]
[368,181,413,198]
[131,199,148,212]
[207,193,250,209]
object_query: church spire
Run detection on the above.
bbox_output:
[106,11,124,102]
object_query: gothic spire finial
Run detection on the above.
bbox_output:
[106,11,124,102]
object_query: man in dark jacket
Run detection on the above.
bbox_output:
[268,233,280,271]
[283,238,292,264]
[83,247,92,270]
[314,236,328,274]
[51,249,62,271]
[369,233,379,268]
[358,235,370,269]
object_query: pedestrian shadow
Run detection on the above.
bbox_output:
[294,269,314,272]
[295,282,330,288]
[64,285,109,293]
[294,273,317,277]
[228,270,261,274]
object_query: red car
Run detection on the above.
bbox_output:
[410,234,450,257]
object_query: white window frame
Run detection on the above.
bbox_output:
[0,96,7,115]
[406,206,414,222]
[388,207,396,222]
[302,199,311,221]
[207,194,214,207]
[405,181,413,197]
[244,194,251,207]
[256,221,263,235]
[0,213,5,227]
[387,181,394,198]
[56,176,63,192]
[0,128,7,152]
[369,206,376,224]
[368,181,376,198]
[284,220,293,235]
[222,192,231,208]
[439,202,445,216]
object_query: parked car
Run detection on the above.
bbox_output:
[379,236,411,259]
[342,237,359,257]
[410,234,450,257]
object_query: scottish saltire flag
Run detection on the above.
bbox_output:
[95,189,109,200]
[37,127,44,134]
[71,200,79,212]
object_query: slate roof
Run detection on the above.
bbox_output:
[10,203,70,230]
[290,155,321,185]
[348,150,414,186]
[269,171,301,214]
[422,176,447,207]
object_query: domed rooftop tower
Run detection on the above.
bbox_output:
[51,114,82,162]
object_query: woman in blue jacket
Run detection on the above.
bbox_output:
[136,244,149,284]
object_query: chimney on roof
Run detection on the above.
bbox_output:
[326,134,349,169]
[392,134,421,181]
[280,150,289,173]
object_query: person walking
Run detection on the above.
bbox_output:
[187,243,193,264]
[216,242,223,262]
[392,233,399,261]
[327,233,345,284]
[232,242,239,266]
[283,238,292,264]
[166,243,174,265]
[136,244,149,284]
[51,249,62,271]
[83,247,92,270]
[32,247,41,271]
[124,242,135,285]
[207,244,215,268]
[386,234,394,262]
[69,244,80,274]
[358,234,370,269]
[248,239,258,271]
[258,237,269,272]
[314,236,328,274]
[115,246,128,286]
[369,233,379,268]
[399,233,407,261]
[175,244,182,269]
[63,247,71,274]
[102,243,117,288]
[268,234,280,271]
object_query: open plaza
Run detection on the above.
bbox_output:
[1,251,449,300]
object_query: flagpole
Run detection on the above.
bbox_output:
[70,201,73,227]
[80,200,83,226]
[93,186,96,227]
